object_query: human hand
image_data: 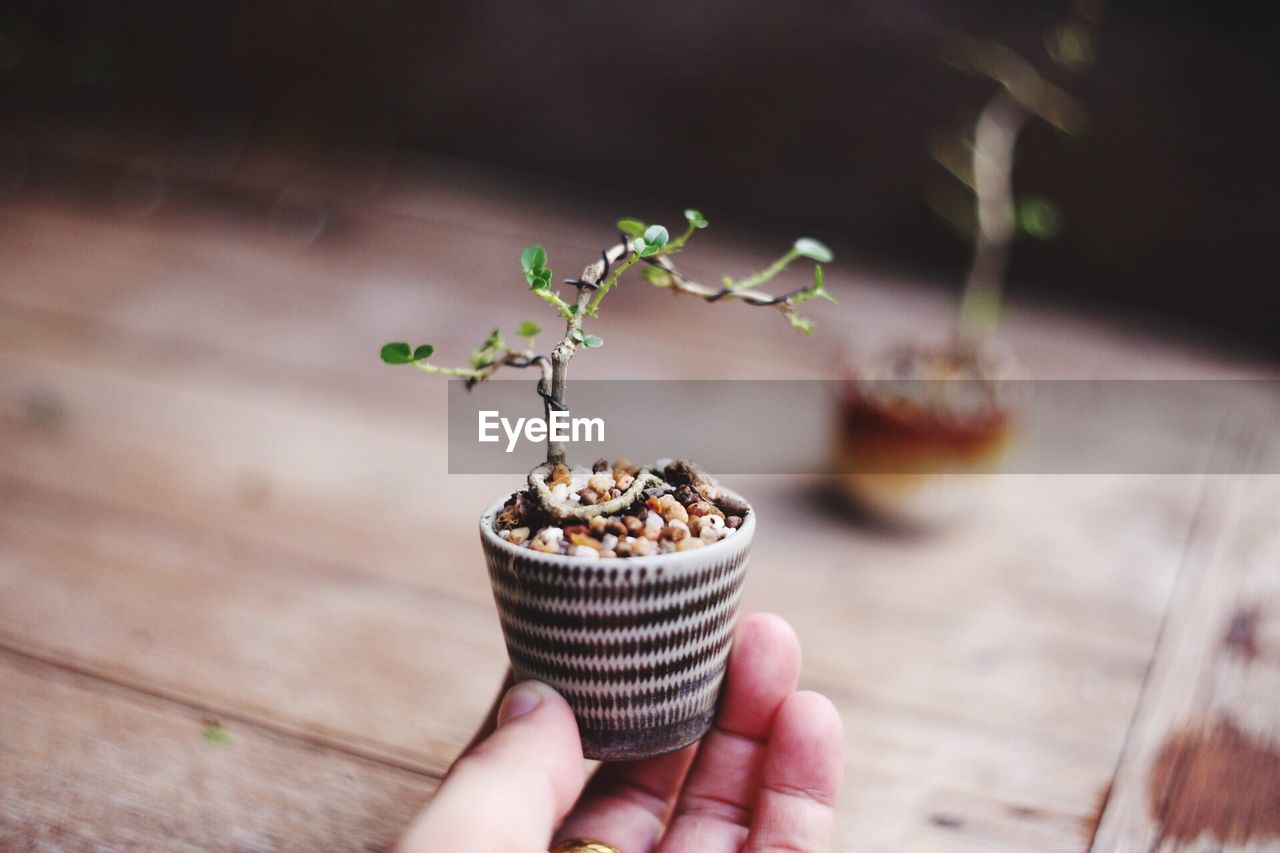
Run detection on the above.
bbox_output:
[397,612,844,852]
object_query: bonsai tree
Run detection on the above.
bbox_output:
[831,2,1104,526]
[929,0,1103,353]
[381,210,834,521]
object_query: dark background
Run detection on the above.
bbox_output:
[2,1,1277,354]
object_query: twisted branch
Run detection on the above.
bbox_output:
[641,252,812,317]
[527,464,667,523]
[408,228,823,474]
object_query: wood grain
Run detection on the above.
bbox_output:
[0,167,1275,851]
[0,646,434,853]
[1092,442,1280,851]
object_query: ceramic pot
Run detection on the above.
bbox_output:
[832,344,1020,527]
[833,397,1014,526]
[479,492,755,760]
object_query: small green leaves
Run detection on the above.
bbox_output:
[812,266,836,303]
[385,212,834,397]
[381,342,436,364]
[380,342,413,364]
[684,209,709,229]
[471,328,504,368]
[202,723,231,747]
[788,314,815,335]
[793,265,837,305]
[520,244,553,290]
[569,329,604,348]
[642,266,673,288]
[634,225,669,258]
[1016,197,1062,239]
[792,238,834,263]
[1047,23,1095,72]
[617,218,647,237]
[520,245,546,272]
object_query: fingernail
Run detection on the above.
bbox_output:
[497,681,545,726]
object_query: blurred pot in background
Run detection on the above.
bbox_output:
[829,1,1100,527]
[832,342,1019,526]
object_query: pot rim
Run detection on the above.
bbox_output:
[479,485,756,569]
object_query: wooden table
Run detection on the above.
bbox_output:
[2,161,1277,851]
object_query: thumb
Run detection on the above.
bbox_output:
[398,681,586,852]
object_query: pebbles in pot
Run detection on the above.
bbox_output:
[492,458,749,558]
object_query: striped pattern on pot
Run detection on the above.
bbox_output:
[479,493,756,761]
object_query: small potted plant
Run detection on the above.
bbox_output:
[382,210,833,759]
[834,3,1100,525]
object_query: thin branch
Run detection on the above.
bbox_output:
[956,90,1031,347]
[412,349,551,389]
[543,240,633,465]
[532,288,575,320]
[414,228,825,468]
[942,35,1087,134]
[641,251,813,323]
[410,362,486,379]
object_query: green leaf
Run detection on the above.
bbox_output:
[202,724,231,747]
[642,266,673,287]
[471,329,504,368]
[635,224,669,258]
[617,218,647,237]
[794,265,837,305]
[570,328,585,343]
[529,276,550,291]
[412,344,435,360]
[793,238,833,263]
[520,245,547,273]
[815,269,837,303]
[582,334,604,348]
[684,209,709,229]
[516,321,540,338]
[567,304,579,315]
[1016,197,1062,239]
[788,314,815,335]
[380,342,413,364]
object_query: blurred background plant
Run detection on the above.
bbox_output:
[823,2,1108,528]
[929,0,1103,347]
[1,0,1276,354]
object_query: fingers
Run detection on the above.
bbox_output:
[659,613,802,852]
[553,745,697,852]
[398,681,586,853]
[745,691,844,852]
